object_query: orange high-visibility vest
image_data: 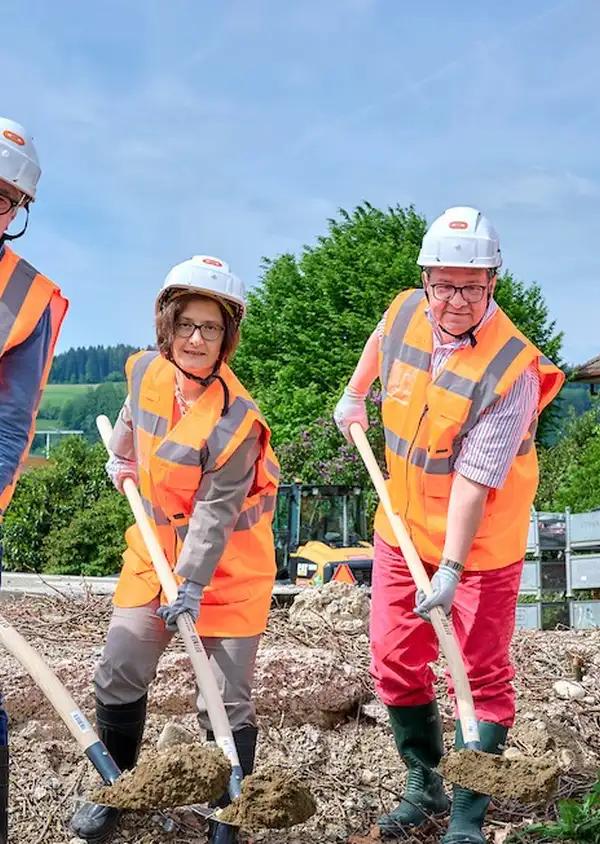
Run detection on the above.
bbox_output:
[374,289,564,571]
[113,350,280,638]
[0,246,68,516]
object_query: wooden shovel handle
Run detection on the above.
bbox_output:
[96,415,243,792]
[0,615,120,783]
[349,423,481,747]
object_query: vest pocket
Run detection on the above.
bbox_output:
[203,571,252,605]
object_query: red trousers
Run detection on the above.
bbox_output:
[370,533,523,727]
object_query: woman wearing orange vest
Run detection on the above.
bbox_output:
[71,255,279,844]
[334,208,564,844]
[0,117,68,844]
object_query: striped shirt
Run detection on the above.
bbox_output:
[376,300,540,489]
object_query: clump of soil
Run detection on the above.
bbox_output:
[439,749,560,804]
[218,769,317,830]
[90,743,231,810]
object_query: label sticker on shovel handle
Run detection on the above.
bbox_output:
[70,709,92,733]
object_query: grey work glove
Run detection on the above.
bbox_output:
[414,564,460,622]
[333,386,368,443]
[156,580,204,631]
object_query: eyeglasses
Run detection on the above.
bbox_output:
[175,320,225,341]
[0,193,19,215]
[429,283,488,304]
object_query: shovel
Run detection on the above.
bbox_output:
[95,415,316,834]
[0,613,121,787]
[0,611,125,844]
[349,422,559,803]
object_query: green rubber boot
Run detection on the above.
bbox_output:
[442,720,508,844]
[378,701,449,835]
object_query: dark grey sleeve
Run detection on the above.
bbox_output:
[174,421,262,585]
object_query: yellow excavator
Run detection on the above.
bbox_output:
[273,483,374,587]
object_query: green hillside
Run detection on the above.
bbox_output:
[39,383,100,415]
[32,381,127,454]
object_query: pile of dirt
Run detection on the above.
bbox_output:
[438,748,560,803]
[253,645,364,727]
[90,743,231,810]
[289,581,371,636]
[219,770,317,830]
[0,593,599,844]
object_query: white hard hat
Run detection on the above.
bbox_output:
[0,117,41,202]
[156,255,246,325]
[417,206,502,270]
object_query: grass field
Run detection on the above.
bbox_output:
[34,418,63,432]
[39,383,98,414]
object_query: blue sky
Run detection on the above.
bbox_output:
[3,0,599,366]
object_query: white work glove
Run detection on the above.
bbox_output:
[333,386,368,443]
[106,454,138,494]
[414,564,461,622]
[156,580,204,631]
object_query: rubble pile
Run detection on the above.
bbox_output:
[0,583,598,843]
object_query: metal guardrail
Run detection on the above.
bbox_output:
[0,572,305,602]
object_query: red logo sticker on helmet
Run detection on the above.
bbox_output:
[3,130,25,146]
[449,221,468,229]
[202,258,223,267]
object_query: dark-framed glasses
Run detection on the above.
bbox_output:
[429,283,488,304]
[0,193,19,215]
[175,320,225,341]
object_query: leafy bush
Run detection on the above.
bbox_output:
[3,436,132,576]
[535,403,600,511]
[43,494,131,576]
[521,778,600,841]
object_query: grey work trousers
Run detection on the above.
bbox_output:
[94,599,260,730]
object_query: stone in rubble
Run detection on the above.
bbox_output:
[253,646,364,727]
[289,581,371,635]
[156,721,195,749]
[553,680,586,701]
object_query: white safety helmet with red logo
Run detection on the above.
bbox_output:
[417,206,502,270]
[156,255,246,326]
[0,117,41,203]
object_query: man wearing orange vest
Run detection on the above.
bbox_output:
[0,117,68,844]
[71,255,279,844]
[334,207,564,844]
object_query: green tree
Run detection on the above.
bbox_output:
[2,437,132,575]
[235,203,426,443]
[535,403,600,511]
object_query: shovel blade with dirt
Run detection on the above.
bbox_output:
[0,614,236,810]
[349,422,560,804]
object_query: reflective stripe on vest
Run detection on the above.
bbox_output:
[0,257,38,356]
[380,289,428,392]
[154,395,260,472]
[0,248,68,516]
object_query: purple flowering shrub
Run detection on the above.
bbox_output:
[275,390,386,529]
